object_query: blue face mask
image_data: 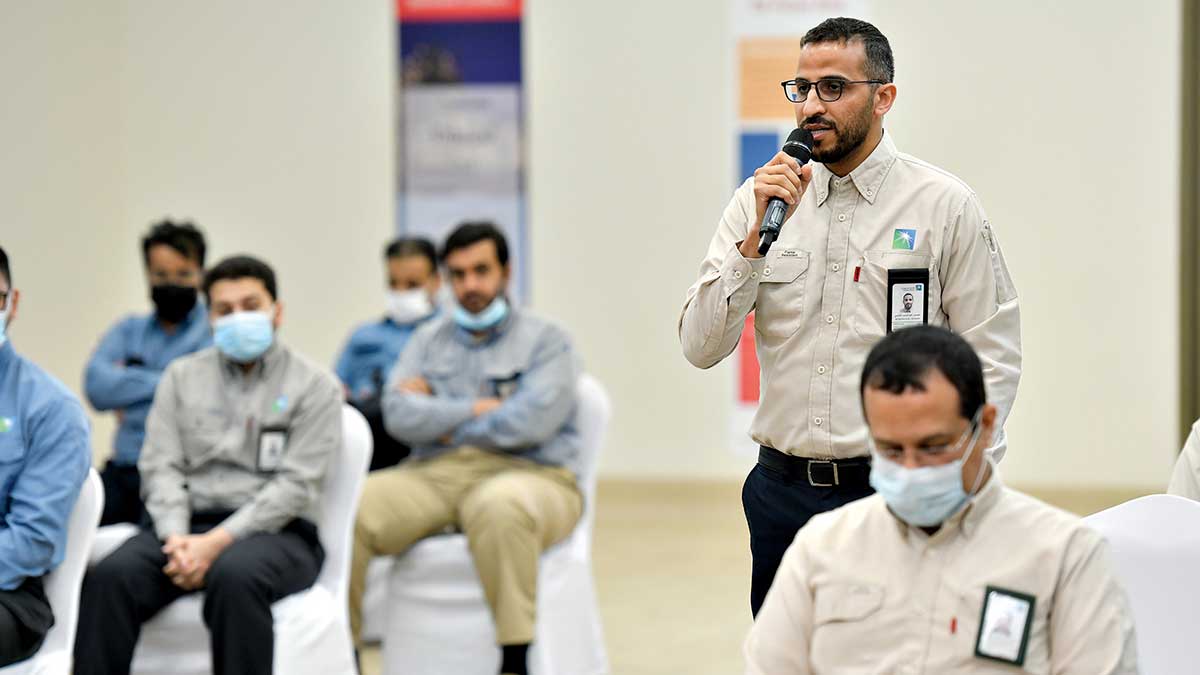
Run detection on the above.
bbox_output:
[213,310,274,363]
[0,310,7,346]
[453,296,509,332]
[868,412,987,528]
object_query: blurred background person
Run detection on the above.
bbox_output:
[335,236,441,471]
[84,221,211,526]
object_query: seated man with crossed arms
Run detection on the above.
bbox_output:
[349,222,583,675]
[746,326,1138,674]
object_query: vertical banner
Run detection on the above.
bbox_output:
[396,0,528,301]
[730,0,868,456]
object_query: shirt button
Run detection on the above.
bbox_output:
[750,272,757,279]
[814,417,823,426]
[817,365,827,374]
[764,268,772,277]
[838,214,847,222]
[826,315,835,324]
[734,270,743,279]
[831,263,841,272]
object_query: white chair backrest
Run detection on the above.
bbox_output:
[572,374,611,525]
[43,469,104,656]
[313,405,372,604]
[1084,494,1200,675]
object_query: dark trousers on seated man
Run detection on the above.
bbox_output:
[0,577,54,668]
[74,514,323,675]
[742,447,874,615]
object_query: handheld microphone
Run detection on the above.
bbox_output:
[757,128,814,255]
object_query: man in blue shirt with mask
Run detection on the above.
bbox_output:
[84,221,212,525]
[0,246,92,667]
[334,237,440,471]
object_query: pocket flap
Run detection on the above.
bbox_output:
[814,583,885,623]
[761,250,810,284]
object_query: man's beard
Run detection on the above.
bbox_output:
[808,98,874,165]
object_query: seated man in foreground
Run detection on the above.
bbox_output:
[0,246,91,667]
[75,255,343,675]
[745,325,1138,674]
[349,222,583,675]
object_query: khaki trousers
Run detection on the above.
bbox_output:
[349,446,582,646]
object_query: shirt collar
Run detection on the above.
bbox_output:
[219,340,283,379]
[811,130,898,207]
[454,307,516,346]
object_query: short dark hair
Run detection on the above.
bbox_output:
[441,221,509,267]
[385,237,438,271]
[202,255,277,303]
[801,17,894,83]
[142,220,207,267]
[860,326,984,420]
[0,246,9,287]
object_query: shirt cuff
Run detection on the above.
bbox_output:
[218,506,259,540]
[721,243,767,298]
[153,513,191,541]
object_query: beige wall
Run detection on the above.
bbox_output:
[0,1,1182,491]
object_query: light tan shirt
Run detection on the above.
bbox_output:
[679,133,1021,459]
[1167,419,1200,500]
[744,473,1139,675]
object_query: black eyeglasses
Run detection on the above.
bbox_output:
[781,78,885,103]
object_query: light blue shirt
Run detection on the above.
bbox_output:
[382,310,583,477]
[0,340,91,590]
[334,316,431,400]
[83,302,211,465]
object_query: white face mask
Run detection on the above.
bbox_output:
[0,309,7,346]
[386,289,434,325]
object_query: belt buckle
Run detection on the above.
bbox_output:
[807,460,839,487]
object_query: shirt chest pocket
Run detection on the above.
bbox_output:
[810,582,887,670]
[754,250,810,339]
[182,409,230,464]
[852,250,940,341]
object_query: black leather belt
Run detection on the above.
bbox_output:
[758,445,872,487]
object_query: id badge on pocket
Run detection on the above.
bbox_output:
[490,373,522,400]
[887,268,929,333]
[975,586,1035,666]
[258,426,287,472]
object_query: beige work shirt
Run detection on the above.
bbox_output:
[744,473,1139,675]
[1167,418,1200,500]
[679,133,1021,460]
[140,343,343,541]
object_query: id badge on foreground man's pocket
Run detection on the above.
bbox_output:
[887,268,929,333]
[975,586,1035,666]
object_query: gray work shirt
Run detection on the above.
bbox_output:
[382,310,583,478]
[139,343,343,541]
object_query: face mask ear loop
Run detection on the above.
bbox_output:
[963,409,989,496]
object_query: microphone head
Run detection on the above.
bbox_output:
[782,128,814,164]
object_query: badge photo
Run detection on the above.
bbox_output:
[258,426,288,472]
[974,586,1035,666]
[886,268,929,333]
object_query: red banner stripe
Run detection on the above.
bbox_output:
[397,0,521,21]
[738,314,760,403]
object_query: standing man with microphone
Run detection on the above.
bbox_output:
[679,17,1022,615]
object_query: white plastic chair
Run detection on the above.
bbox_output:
[379,374,610,675]
[1084,494,1200,675]
[1,469,104,675]
[87,405,372,675]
